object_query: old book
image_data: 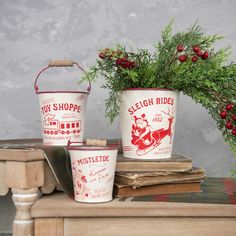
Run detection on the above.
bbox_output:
[116,154,192,172]
[113,181,201,197]
[115,167,205,188]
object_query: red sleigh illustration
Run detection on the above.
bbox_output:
[131,108,175,155]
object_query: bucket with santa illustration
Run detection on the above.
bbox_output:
[67,141,118,203]
[119,88,179,159]
[34,60,91,146]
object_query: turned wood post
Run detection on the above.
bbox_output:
[12,188,39,236]
[6,160,44,236]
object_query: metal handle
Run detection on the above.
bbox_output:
[34,60,91,94]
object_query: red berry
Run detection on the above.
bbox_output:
[196,51,203,57]
[232,114,236,121]
[116,59,122,65]
[178,55,188,62]
[201,51,209,59]
[98,52,105,59]
[192,46,201,53]
[220,111,227,119]
[124,61,131,68]
[226,121,233,129]
[116,57,126,65]
[226,103,233,111]
[177,44,184,52]
[116,58,134,69]
[191,56,198,62]
[232,129,236,135]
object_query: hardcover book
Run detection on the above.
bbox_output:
[116,154,192,172]
[115,167,205,188]
[114,181,202,198]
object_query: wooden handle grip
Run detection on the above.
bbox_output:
[49,60,73,67]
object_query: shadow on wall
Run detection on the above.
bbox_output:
[0,192,15,234]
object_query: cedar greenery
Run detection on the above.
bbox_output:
[83,20,236,165]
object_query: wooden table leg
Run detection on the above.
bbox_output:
[12,188,38,236]
[6,160,44,235]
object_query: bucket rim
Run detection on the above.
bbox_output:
[37,90,89,94]
[123,88,177,91]
[67,145,118,151]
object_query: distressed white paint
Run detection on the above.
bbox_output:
[1,0,236,233]
[14,202,34,206]
[13,193,38,198]
[13,220,33,225]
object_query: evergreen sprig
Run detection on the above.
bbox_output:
[82,21,236,159]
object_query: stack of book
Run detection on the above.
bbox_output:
[114,154,206,197]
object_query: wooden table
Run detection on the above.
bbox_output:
[1,140,236,236]
[32,192,236,236]
[0,141,59,236]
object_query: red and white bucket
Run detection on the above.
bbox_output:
[119,88,179,159]
[67,141,118,203]
[34,60,91,146]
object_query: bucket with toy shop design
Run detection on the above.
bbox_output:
[67,141,118,203]
[119,88,179,159]
[34,60,91,146]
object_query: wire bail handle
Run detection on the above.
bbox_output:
[34,60,91,94]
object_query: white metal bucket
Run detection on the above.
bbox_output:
[67,141,118,203]
[34,60,91,146]
[119,88,179,159]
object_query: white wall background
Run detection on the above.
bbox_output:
[0,0,236,233]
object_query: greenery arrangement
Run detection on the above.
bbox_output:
[83,20,236,164]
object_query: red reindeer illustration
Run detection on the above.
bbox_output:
[152,108,174,145]
[131,108,175,155]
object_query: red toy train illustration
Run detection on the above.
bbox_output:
[43,114,81,135]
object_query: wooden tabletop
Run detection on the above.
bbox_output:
[31,192,236,218]
[0,149,45,162]
[0,139,45,162]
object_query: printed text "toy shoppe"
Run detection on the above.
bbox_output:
[41,103,82,115]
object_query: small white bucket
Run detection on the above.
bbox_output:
[67,141,118,203]
[119,88,179,159]
[34,60,91,146]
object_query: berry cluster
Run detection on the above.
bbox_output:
[219,103,236,136]
[98,48,121,60]
[98,48,136,69]
[176,44,209,62]
[115,58,136,69]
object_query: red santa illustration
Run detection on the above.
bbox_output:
[131,108,175,156]
[131,114,156,155]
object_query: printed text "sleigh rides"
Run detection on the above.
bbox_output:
[128,97,175,115]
